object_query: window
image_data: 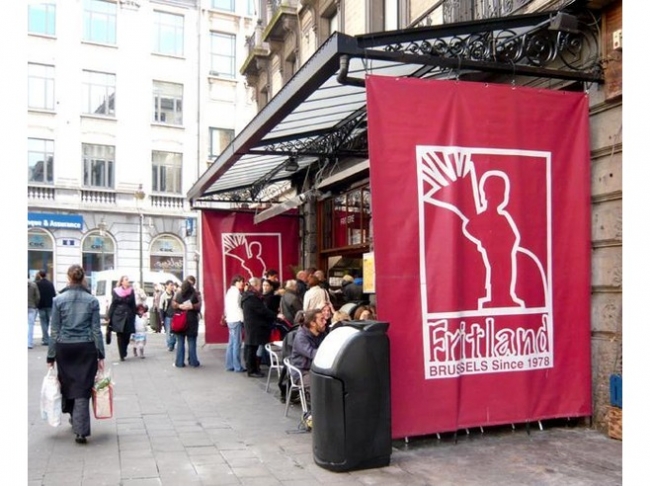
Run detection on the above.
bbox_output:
[211,0,234,11]
[153,11,184,56]
[209,127,234,157]
[153,81,183,125]
[83,0,117,45]
[151,151,182,194]
[82,70,116,116]
[247,0,256,16]
[28,63,55,110]
[384,0,398,30]
[28,138,54,184]
[320,184,372,251]
[83,143,115,189]
[82,232,116,274]
[210,32,235,78]
[28,2,56,36]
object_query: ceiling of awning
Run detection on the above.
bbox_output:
[188,8,602,206]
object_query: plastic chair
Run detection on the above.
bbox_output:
[283,357,308,417]
[264,343,282,393]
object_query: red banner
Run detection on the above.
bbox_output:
[201,210,300,343]
[366,76,591,439]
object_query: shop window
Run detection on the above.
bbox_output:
[28,229,54,279]
[82,230,116,275]
[150,234,184,280]
[319,184,372,251]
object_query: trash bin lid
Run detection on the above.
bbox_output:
[313,326,360,370]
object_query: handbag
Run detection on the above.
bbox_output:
[40,367,62,427]
[92,370,113,419]
[171,311,188,333]
[105,325,112,345]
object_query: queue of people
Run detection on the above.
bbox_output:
[36,263,375,444]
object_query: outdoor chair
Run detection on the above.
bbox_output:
[264,343,282,393]
[283,357,308,417]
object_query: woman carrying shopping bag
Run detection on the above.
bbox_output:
[46,264,105,444]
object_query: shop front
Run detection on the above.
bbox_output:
[187,9,604,439]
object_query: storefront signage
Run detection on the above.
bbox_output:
[367,76,591,438]
[28,212,83,230]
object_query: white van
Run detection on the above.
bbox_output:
[91,270,182,318]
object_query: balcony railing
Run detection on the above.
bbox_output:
[28,185,56,201]
[151,194,185,210]
[81,189,117,205]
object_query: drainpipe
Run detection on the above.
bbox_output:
[337,54,365,87]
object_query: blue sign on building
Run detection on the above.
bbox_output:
[28,212,83,230]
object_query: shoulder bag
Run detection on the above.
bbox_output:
[171,310,188,333]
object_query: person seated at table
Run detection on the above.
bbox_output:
[289,308,327,408]
[330,310,351,332]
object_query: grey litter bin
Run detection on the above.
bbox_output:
[310,320,391,472]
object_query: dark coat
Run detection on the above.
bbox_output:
[262,290,281,314]
[36,278,57,309]
[107,289,136,334]
[280,290,302,325]
[173,289,200,337]
[342,280,364,302]
[241,290,276,346]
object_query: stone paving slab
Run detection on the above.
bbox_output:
[26,327,623,486]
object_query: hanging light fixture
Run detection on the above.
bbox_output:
[285,156,299,172]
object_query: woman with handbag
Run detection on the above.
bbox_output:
[46,264,105,444]
[172,277,201,368]
[107,275,137,361]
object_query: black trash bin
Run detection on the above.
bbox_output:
[310,320,391,472]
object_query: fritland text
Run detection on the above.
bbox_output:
[427,314,552,378]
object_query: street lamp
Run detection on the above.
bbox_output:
[98,218,107,271]
[134,184,146,289]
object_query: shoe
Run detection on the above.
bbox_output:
[140,355,145,359]
[190,363,200,368]
[247,371,264,378]
[41,342,48,346]
[168,347,174,352]
[235,369,247,373]
[173,362,185,368]
[28,346,33,349]
[226,368,235,372]
[69,415,73,426]
[120,357,125,362]
[75,435,87,444]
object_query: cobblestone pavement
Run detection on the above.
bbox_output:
[27,327,623,486]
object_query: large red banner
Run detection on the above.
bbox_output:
[366,76,592,439]
[201,210,300,343]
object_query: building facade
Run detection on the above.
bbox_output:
[26,0,258,290]
[197,0,622,434]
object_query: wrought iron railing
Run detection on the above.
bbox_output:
[411,0,536,28]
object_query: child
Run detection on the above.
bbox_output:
[131,304,148,358]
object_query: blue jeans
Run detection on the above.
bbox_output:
[28,308,37,348]
[39,308,52,345]
[164,316,176,350]
[225,321,244,371]
[175,335,200,367]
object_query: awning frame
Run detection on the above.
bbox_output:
[188,8,603,206]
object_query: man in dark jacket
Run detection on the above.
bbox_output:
[241,277,284,378]
[290,308,327,408]
[36,270,57,346]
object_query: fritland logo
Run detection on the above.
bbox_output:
[221,233,282,281]
[417,146,553,379]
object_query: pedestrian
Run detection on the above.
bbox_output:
[36,270,57,346]
[241,277,284,378]
[303,275,331,311]
[159,280,177,351]
[107,275,136,361]
[172,277,201,368]
[224,274,246,372]
[130,303,148,358]
[46,264,105,444]
[149,284,162,333]
[28,274,41,349]
[279,279,303,326]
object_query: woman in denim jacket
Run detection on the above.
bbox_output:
[47,264,105,444]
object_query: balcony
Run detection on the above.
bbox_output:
[411,0,536,28]
[262,0,299,42]
[151,194,186,210]
[28,185,56,202]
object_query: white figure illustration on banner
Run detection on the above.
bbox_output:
[222,234,267,279]
[418,148,547,309]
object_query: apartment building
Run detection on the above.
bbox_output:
[26,0,258,290]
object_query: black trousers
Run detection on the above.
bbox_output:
[244,345,259,374]
[116,332,130,359]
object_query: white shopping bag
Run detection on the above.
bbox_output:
[40,368,62,427]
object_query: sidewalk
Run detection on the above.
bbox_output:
[27,327,623,486]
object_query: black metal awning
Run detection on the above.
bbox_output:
[187,9,602,206]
